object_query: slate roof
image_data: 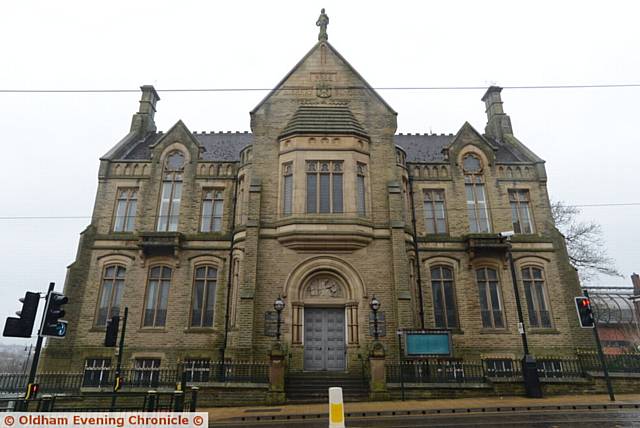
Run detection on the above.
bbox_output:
[111,131,253,162]
[108,130,534,164]
[279,105,369,139]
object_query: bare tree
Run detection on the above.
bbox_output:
[551,200,622,282]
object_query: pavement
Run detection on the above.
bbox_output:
[207,393,640,423]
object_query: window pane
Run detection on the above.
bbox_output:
[356,175,365,215]
[332,173,343,213]
[511,203,521,233]
[283,175,293,215]
[114,200,127,232]
[204,282,216,327]
[111,279,124,318]
[144,281,158,326]
[424,202,435,233]
[201,200,212,232]
[319,174,330,213]
[519,205,532,233]
[435,201,446,233]
[306,174,317,213]
[443,281,458,328]
[432,282,444,328]
[523,279,539,327]
[125,200,137,231]
[156,281,169,326]
[97,280,113,326]
[191,280,204,326]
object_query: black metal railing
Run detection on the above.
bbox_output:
[578,351,640,373]
[0,389,199,413]
[0,361,269,396]
[386,360,485,383]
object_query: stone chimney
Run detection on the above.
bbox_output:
[130,85,160,134]
[632,272,640,295]
[481,86,513,141]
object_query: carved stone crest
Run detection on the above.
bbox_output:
[304,276,344,298]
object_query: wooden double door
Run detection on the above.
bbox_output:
[303,308,346,371]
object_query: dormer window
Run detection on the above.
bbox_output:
[157,150,185,232]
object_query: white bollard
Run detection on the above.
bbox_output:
[328,386,345,428]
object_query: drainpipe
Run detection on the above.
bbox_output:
[220,165,240,364]
[408,174,425,330]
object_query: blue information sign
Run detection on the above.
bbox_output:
[404,330,451,357]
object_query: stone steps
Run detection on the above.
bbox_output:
[286,372,369,403]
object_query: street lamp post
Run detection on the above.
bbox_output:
[274,296,285,342]
[370,295,381,341]
[501,231,542,398]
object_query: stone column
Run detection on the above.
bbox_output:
[369,342,389,400]
[267,342,286,404]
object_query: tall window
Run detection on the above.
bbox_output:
[82,358,111,387]
[190,265,217,327]
[430,266,458,329]
[356,162,366,216]
[476,267,505,328]
[113,188,138,232]
[306,160,343,213]
[282,162,293,215]
[463,154,491,232]
[423,189,447,234]
[201,189,224,232]
[143,266,171,327]
[509,190,534,234]
[521,266,552,328]
[95,265,125,326]
[157,151,184,232]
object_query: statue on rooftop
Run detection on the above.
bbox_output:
[316,8,329,42]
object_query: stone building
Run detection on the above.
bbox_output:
[42,11,591,383]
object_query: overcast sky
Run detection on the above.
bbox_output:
[1,1,638,345]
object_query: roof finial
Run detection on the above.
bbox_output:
[316,8,329,42]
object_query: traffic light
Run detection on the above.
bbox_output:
[575,296,595,328]
[104,316,120,347]
[25,383,39,400]
[41,292,68,338]
[3,292,40,338]
[114,375,123,392]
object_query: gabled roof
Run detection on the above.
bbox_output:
[107,131,252,162]
[279,105,369,139]
[251,41,396,116]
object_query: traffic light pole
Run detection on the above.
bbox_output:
[24,282,54,405]
[505,243,542,398]
[111,307,128,410]
[583,289,615,401]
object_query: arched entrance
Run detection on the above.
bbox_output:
[282,256,367,373]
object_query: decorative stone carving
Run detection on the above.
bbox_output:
[316,8,329,41]
[304,276,344,298]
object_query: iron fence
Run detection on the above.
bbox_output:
[386,357,599,384]
[578,352,640,373]
[386,360,485,383]
[0,361,269,396]
[0,389,199,413]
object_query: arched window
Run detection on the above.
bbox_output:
[190,265,217,327]
[143,266,172,327]
[430,266,458,329]
[521,266,552,328]
[476,267,505,328]
[157,151,185,232]
[463,154,491,232]
[95,265,125,326]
